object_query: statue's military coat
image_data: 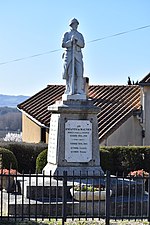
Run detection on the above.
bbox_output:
[62,29,85,79]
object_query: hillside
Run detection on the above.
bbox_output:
[0,94,29,138]
[0,94,29,107]
[0,106,22,138]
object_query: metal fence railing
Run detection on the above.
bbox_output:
[0,170,150,225]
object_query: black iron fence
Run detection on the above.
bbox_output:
[0,170,150,225]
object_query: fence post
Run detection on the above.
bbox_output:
[148,174,150,223]
[62,171,67,225]
[105,170,110,225]
[0,154,2,169]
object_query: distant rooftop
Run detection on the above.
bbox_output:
[139,73,150,86]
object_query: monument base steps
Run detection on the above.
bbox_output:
[44,163,103,177]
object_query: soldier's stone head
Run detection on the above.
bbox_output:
[69,18,79,29]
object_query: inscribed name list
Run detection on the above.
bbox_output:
[65,120,92,162]
[48,114,59,164]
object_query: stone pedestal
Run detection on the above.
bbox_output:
[43,99,103,176]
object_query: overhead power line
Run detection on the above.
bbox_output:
[87,24,150,43]
[0,24,150,66]
[0,49,61,66]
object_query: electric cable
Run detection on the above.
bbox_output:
[0,24,150,66]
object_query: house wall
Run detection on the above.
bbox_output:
[46,129,49,144]
[22,114,49,143]
[22,114,41,143]
[101,116,142,146]
[141,86,150,145]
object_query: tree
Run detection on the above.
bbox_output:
[127,76,138,85]
[127,76,132,85]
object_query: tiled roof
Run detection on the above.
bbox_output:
[139,73,150,86]
[17,85,141,142]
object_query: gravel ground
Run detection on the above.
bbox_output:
[65,219,150,225]
[0,219,150,225]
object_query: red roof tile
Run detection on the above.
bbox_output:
[17,85,141,142]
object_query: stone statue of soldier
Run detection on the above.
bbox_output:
[62,18,85,96]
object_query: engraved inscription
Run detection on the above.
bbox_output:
[48,114,59,164]
[65,120,92,162]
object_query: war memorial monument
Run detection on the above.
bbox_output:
[44,18,103,176]
[2,19,148,220]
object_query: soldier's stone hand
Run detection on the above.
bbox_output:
[71,35,75,42]
[71,35,77,44]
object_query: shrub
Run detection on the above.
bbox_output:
[0,147,18,169]
[36,149,48,173]
[100,149,112,172]
[100,146,150,175]
[0,141,48,173]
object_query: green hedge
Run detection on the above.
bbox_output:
[0,147,18,169]
[1,142,150,175]
[35,146,150,175]
[0,142,48,173]
[100,146,150,175]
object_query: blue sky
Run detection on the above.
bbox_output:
[0,0,150,96]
